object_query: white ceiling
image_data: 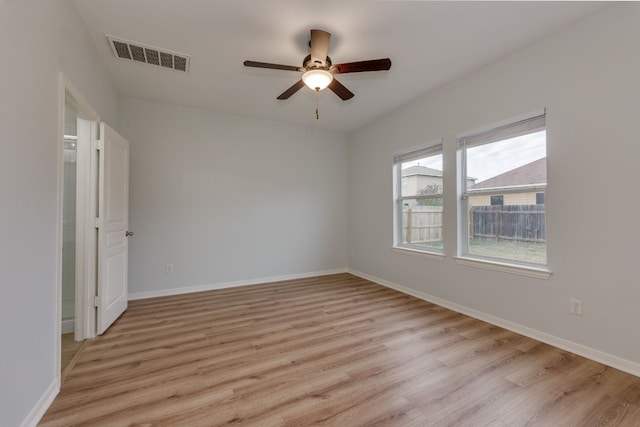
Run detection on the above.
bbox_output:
[72,1,606,133]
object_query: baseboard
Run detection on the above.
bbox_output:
[20,380,59,427]
[61,318,74,334]
[349,268,640,378]
[128,268,349,301]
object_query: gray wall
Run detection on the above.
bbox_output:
[348,3,640,367]
[0,1,119,425]
[120,97,348,296]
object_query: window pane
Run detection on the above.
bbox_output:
[398,152,443,252]
[467,200,546,264]
[466,131,546,184]
[401,154,443,197]
[465,130,546,265]
[402,199,443,250]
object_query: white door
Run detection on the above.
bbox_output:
[96,122,130,335]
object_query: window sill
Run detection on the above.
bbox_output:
[392,247,445,261]
[454,256,551,279]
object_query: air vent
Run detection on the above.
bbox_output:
[106,36,190,73]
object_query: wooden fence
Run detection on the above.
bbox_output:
[402,205,546,244]
[470,205,546,243]
[402,206,443,244]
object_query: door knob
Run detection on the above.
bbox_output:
[125,231,134,237]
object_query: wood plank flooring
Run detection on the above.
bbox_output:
[61,333,87,382]
[40,273,640,426]
[60,333,84,374]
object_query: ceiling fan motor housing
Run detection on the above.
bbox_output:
[303,54,331,70]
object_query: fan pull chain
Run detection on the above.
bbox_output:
[315,88,320,120]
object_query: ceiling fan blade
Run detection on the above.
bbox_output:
[328,78,354,101]
[244,61,303,72]
[310,29,331,67]
[330,58,392,74]
[277,79,305,100]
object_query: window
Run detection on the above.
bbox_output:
[458,112,547,267]
[393,142,443,254]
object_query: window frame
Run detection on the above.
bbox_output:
[456,110,551,276]
[490,195,504,206]
[393,140,445,258]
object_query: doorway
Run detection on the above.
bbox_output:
[57,76,99,383]
[57,74,131,384]
[61,98,81,373]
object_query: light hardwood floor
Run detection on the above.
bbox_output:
[61,333,88,385]
[61,334,84,373]
[40,273,640,426]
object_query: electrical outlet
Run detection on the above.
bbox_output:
[165,264,173,274]
[569,298,583,316]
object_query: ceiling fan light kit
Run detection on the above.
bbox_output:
[302,69,333,91]
[244,29,391,119]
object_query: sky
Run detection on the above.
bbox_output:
[402,130,546,183]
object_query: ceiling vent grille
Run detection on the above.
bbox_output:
[106,35,190,73]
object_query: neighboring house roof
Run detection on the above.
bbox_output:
[471,157,546,189]
[401,165,442,177]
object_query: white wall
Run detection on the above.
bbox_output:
[120,97,348,296]
[349,3,640,370]
[0,1,119,425]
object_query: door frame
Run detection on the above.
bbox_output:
[56,73,99,385]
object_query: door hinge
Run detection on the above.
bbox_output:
[94,296,100,307]
[92,139,104,151]
[95,217,102,229]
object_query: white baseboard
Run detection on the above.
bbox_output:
[128,268,349,301]
[61,318,74,334]
[349,269,640,378]
[20,380,59,427]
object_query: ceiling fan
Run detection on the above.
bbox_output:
[243,29,391,102]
